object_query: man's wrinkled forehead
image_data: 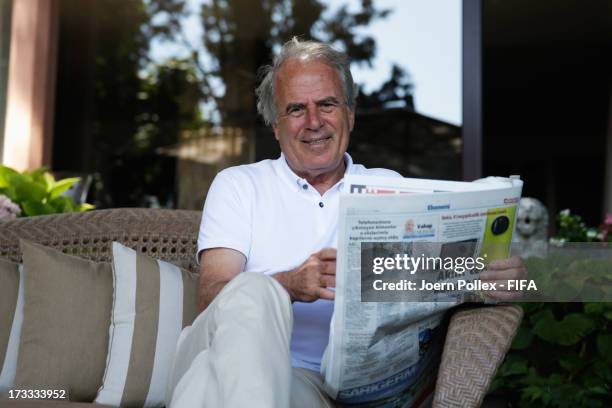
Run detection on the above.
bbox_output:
[273,58,344,100]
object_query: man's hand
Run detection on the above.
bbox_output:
[274,248,336,302]
[480,255,527,301]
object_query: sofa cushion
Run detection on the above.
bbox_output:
[95,242,199,408]
[0,259,23,394]
[15,240,113,402]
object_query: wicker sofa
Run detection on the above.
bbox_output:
[0,208,523,408]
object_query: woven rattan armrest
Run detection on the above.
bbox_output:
[433,304,523,408]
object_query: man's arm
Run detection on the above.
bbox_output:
[198,248,246,312]
[198,247,337,311]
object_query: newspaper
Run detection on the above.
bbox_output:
[321,175,523,406]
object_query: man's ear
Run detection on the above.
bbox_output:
[272,122,280,141]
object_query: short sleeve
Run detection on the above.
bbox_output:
[196,170,252,262]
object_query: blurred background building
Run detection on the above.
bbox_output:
[0,0,611,230]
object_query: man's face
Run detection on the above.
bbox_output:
[272,59,355,179]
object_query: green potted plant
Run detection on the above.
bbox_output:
[489,209,612,407]
[0,165,94,219]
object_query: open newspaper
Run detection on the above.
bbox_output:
[321,175,523,406]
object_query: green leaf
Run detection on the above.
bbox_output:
[559,353,586,372]
[521,302,544,315]
[532,310,595,346]
[13,176,47,203]
[547,373,564,385]
[0,165,19,188]
[505,359,529,376]
[522,385,544,402]
[78,203,95,211]
[27,167,48,186]
[49,196,77,213]
[487,377,504,393]
[604,311,612,320]
[0,186,16,201]
[529,308,552,325]
[49,177,80,200]
[597,334,612,364]
[593,360,612,382]
[588,385,609,396]
[21,201,55,216]
[584,303,605,315]
[43,172,55,189]
[511,326,533,350]
[36,171,56,192]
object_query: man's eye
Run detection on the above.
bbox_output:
[288,106,305,116]
[320,102,338,112]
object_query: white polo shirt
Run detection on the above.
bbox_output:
[198,153,401,371]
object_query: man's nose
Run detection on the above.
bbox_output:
[305,105,323,130]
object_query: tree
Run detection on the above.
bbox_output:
[357,64,415,110]
[149,0,406,129]
[54,0,413,207]
[54,0,206,207]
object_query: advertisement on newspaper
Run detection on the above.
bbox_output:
[321,175,523,406]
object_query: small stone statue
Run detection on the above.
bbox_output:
[515,197,549,258]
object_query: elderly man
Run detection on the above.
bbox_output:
[166,38,525,408]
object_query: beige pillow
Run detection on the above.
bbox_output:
[15,240,113,401]
[0,259,23,394]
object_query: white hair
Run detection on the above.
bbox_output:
[256,37,357,125]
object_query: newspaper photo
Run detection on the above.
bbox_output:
[321,175,523,406]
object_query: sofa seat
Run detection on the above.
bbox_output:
[0,209,523,408]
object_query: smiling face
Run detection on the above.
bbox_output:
[272,58,355,183]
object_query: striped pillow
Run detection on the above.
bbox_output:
[95,242,199,407]
[0,260,23,395]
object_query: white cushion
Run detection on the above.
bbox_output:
[95,242,199,407]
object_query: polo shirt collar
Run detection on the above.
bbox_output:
[274,152,355,191]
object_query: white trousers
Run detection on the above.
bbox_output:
[166,272,335,408]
